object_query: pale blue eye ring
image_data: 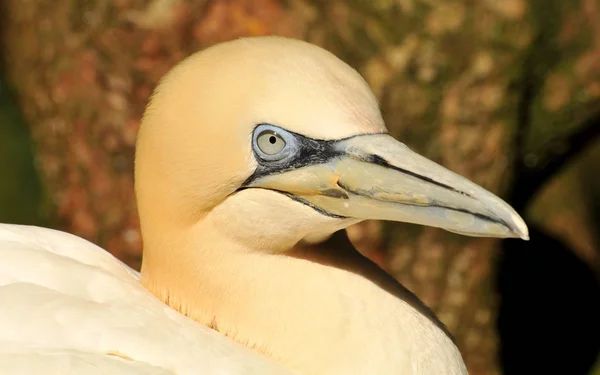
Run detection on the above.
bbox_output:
[252,124,297,162]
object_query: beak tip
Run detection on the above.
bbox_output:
[511,214,529,241]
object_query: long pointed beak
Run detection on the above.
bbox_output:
[246,134,529,240]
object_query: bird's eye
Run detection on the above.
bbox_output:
[256,130,286,155]
[252,124,297,162]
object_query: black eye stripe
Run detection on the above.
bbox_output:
[245,134,343,186]
[244,124,386,187]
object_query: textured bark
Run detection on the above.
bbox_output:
[2,1,600,374]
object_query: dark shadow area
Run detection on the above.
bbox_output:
[498,225,600,375]
[0,71,47,225]
[497,48,600,372]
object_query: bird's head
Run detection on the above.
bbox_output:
[135,36,528,257]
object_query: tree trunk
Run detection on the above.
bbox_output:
[2,1,600,374]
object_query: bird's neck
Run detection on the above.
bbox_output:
[140,218,464,375]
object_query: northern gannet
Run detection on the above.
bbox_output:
[0,36,528,375]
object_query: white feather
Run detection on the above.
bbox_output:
[0,224,294,375]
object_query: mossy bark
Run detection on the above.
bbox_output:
[2,1,599,374]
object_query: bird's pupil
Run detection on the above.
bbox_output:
[269,136,277,144]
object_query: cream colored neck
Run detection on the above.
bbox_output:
[140,216,464,375]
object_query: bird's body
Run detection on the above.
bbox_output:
[0,37,528,374]
[0,224,463,375]
[0,224,293,375]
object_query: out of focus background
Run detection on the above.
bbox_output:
[1,1,599,374]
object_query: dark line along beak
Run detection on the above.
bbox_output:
[244,133,529,240]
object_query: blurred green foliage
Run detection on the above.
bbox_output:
[0,73,47,225]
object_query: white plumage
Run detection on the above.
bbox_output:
[0,224,293,375]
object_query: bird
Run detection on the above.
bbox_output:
[0,36,528,375]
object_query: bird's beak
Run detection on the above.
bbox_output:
[246,133,529,240]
